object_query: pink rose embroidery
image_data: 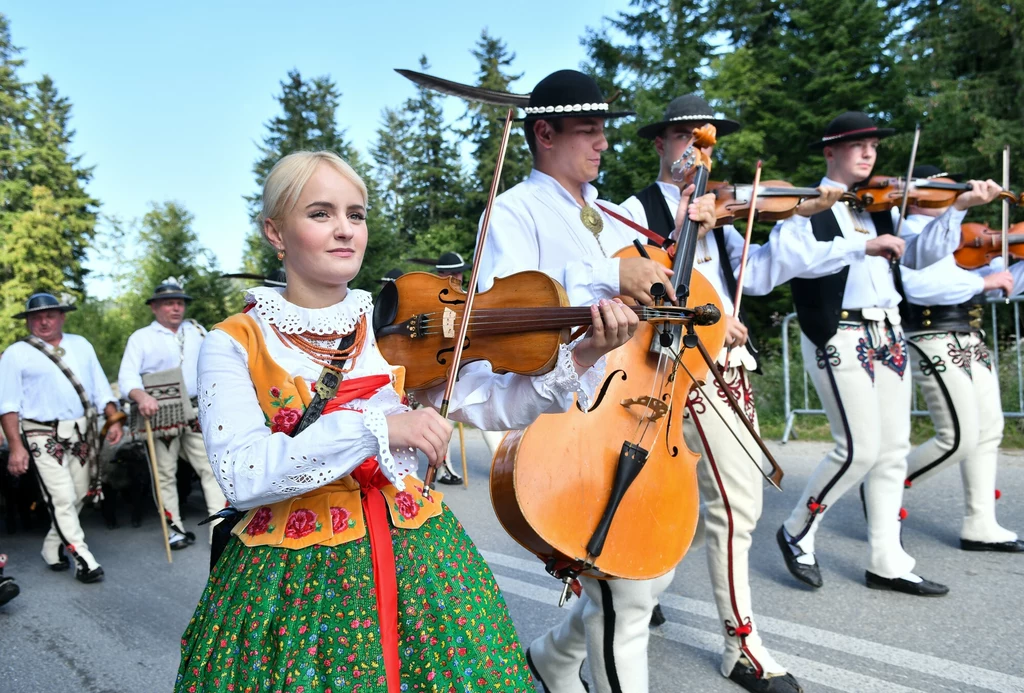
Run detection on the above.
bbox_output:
[284,508,319,539]
[394,491,420,520]
[330,507,351,533]
[246,507,273,536]
[270,407,302,435]
[269,387,281,398]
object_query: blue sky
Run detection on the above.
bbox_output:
[6,0,630,296]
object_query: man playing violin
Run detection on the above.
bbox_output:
[899,164,1024,554]
[620,94,804,693]
[477,70,718,693]
[774,112,1005,597]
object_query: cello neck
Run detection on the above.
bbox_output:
[672,165,710,305]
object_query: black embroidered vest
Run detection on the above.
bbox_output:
[634,183,760,370]
[790,206,908,349]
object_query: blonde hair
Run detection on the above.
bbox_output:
[259,150,368,226]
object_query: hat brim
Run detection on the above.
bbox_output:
[637,117,741,140]
[146,293,193,304]
[517,109,635,122]
[14,305,76,319]
[810,128,896,149]
[437,264,472,274]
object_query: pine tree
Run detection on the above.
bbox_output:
[581,0,712,203]
[402,56,473,259]
[462,30,530,217]
[243,69,359,276]
[895,0,1024,227]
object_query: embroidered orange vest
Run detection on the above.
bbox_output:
[215,313,443,551]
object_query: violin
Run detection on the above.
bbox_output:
[954,221,1024,269]
[848,175,1018,213]
[373,271,719,391]
[709,180,842,225]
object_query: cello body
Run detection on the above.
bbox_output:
[490,244,727,580]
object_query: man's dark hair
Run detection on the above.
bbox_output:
[525,118,564,158]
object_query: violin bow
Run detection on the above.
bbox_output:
[395,69,520,496]
[723,160,762,367]
[894,124,922,240]
[1002,145,1011,303]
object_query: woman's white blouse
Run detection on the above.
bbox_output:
[198,287,604,510]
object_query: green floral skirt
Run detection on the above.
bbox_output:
[176,505,533,692]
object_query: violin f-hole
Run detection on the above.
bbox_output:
[436,337,471,366]
[438,288,466,306]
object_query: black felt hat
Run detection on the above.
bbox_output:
[14,293,77,319]
[912,164,965,182]
[811,111,895,149]
[145,278,192,304]
[637,94,741,140]
[518,70,633,122]
[380,268,403,283]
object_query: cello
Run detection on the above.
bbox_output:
[490,126,729,588]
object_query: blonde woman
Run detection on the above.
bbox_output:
[175,151,637,692]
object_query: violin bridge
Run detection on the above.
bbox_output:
[442,307,457,339]
[620,395,669,423]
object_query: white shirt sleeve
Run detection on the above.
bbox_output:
[479,198,620,304]
[117,332,145,398]
[0,348,23,416]
[900,206,967,269]
[197,330,384,510]
[759,214,868,283]
[419,344,606,430]
[974,258,1024,298]
[901,265,986,305]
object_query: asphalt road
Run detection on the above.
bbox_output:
[1,435,1023,693]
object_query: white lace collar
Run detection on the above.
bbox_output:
[244,286,373,335]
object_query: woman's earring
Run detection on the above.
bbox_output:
[277,250,285,260]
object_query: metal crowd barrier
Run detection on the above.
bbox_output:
[781,295,1024,443]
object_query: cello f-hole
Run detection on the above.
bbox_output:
[580,370,627,413]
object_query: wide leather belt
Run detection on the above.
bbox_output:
[905,297,985,333]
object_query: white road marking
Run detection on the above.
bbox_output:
[482,549,1024,693]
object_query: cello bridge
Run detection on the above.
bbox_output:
[620,396,669,422]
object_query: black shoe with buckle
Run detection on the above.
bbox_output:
[436,469,463,486]
[75,565,105,584]
[729,661,804,693]
[0,575,20,607]
[776,527,822,588]
[865,571,948,596]
[960,538,1024,553]
[47,550,70,572]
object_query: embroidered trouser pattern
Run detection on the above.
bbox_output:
[905,331,1016,543]
[678,366,784,679]
[784,323,915,579]
[22,417,100,571]
[154,427,226,540]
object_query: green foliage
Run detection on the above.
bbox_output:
[243,69,360,277]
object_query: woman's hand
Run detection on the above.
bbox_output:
[572,299,640,370]
[386,409,453,469]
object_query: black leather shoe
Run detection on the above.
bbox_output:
[650,603,667,627]
[75,565,105,584]
[436,469,463,486]
[0,576,20,607]
[865,571,948,596]
[729,662,803,692]
[776,527,822,588]
[960,538,1024,553]
[47,554,70,572]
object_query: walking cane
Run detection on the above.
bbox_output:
[458,423,469,488]
[144,419,173,564]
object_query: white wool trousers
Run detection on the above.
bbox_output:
[153,426,225,539]
[22,417,100,571]
[783,321,916,579]
[905,330,1016,543]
